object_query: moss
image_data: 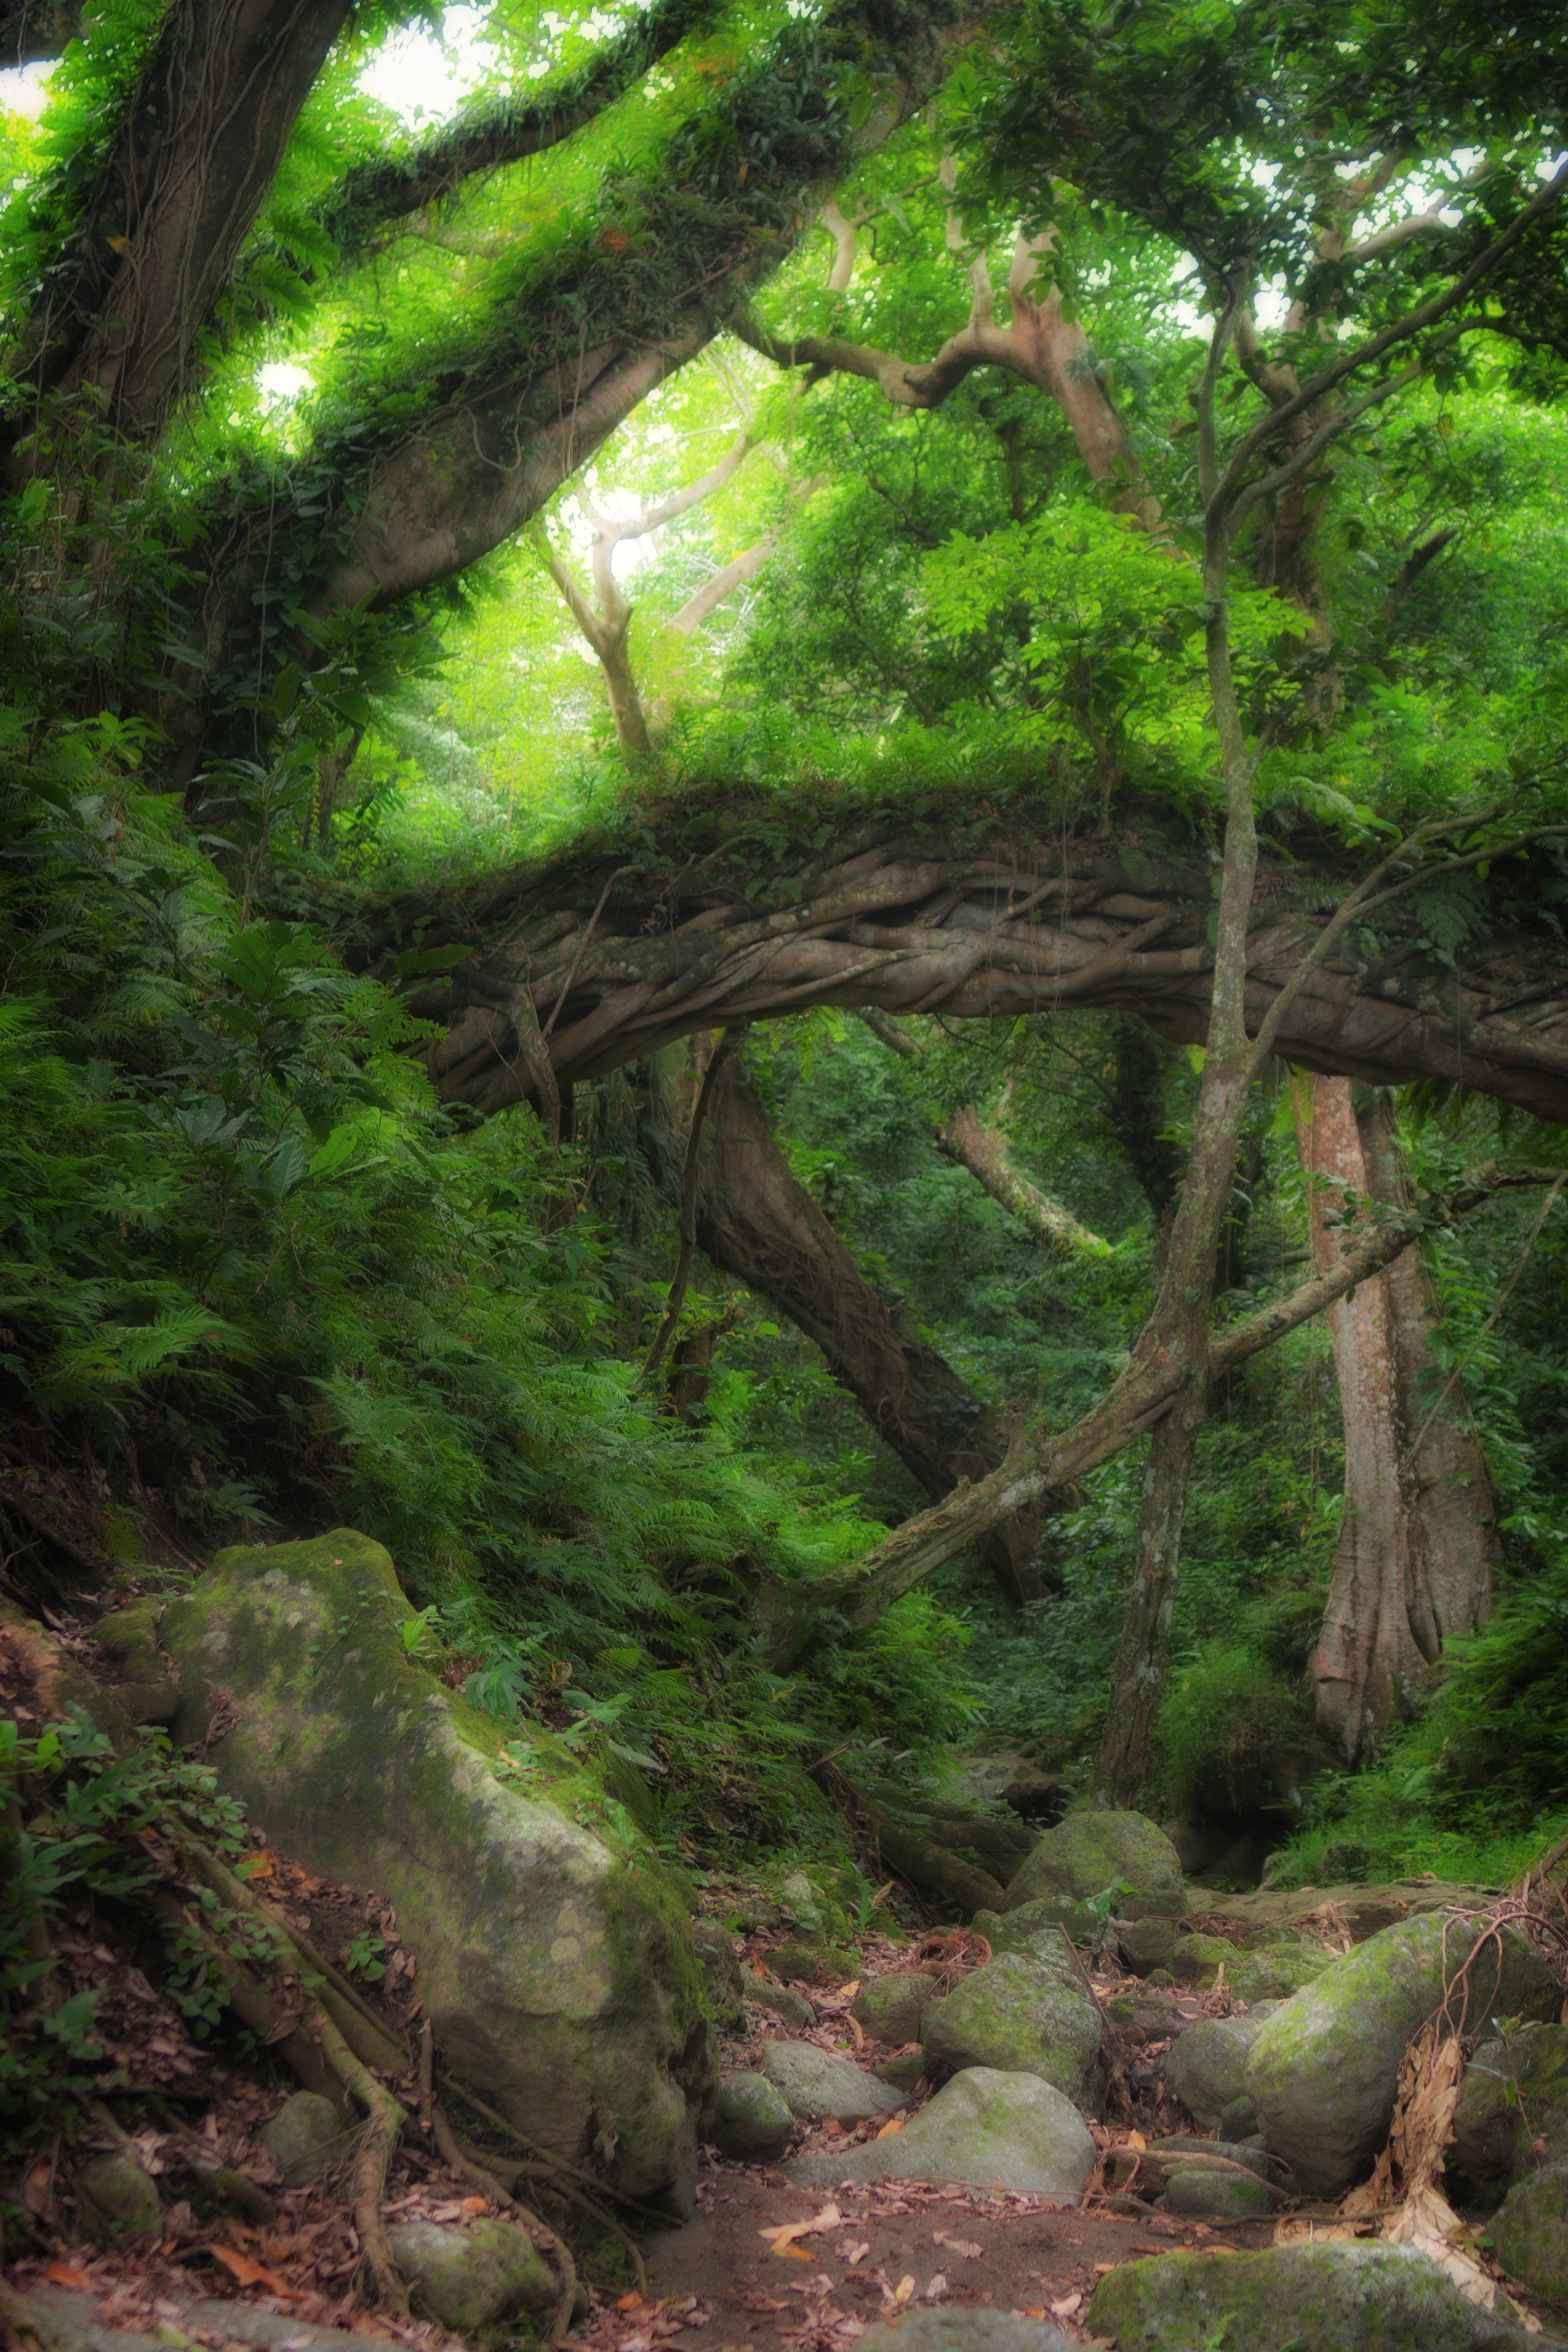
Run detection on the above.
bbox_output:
[1088,2242,1525,2349]
[1492,2159,1568,2310]
[162,1530,714,2210]
[920,1951,1100,2113]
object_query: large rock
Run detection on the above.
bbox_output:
[1245,1914,1559,2198]
[854,2312,1076,2352]
[1158,2166,1274,2218]
[1088,2243,1544,2350]
[161,1531,714,2212]
[921,1952,1101,2114]
[785,2067,1095,2195]
[853,1973,940,2045]
[29,2285,408,2352]
[692,1920,746,2032]
[1227,1944,1332,2003]
[743,1969,815,2028]
[1118,1916,1178,1974]
[1000,1811,1184,1921]
[1165,2010,1274,2130]
[77,2154,161,2248]
[384,2218,554,2330]
[1492,2160,1568,2311]
[1450,2026,1568,2205]
[1169,1932,1236,1986]
[709,2071,793,2161]
[761,2040,906,2125]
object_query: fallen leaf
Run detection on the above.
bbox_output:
[841,1981,861,1999]
[779,2246,816,2262]
[1049,2294,1083,2319]
[742,2294,789,2313]
[1024,2312,1047,2322]
[840,2244,870,2267]
[458,2196,487,2216]
[23,2160,52,2217]
[931,2233,982,2261]
[1126,2132,1147,2151]
[1092,2264,1116,2275]
[875,2116,906,2141]
[760,2204,841,2251]
[46,2264,92,2289]
[616,2295,645,2313]
[923,2275,947,2301]
[895,2277,914,2304]
[203,2247,302,2296]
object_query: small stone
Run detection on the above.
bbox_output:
[777,1871,822,1934]
[852,1972,940,2045]
[1449,2024,1568,2205]
[771,1939,858,1981]
[1000,1810,1185,1922]
[875,2048,926,2091]
[1118,1916,1179,1974]
[854,2309,1076,2352]
[784,2067,1096,2195]
[761,2040,906,2125]
[1158,2166,1274,2218]
[1147,1967,1176,1988]
[1491,2158,1568,2310]
[742,1968,814,2028]
[1170,1932,1237,1987]
[693,1920,746,2032]
[78,2153,161,2247]
[974,1897,1098,1958]
[922,1951,1101,2115]
[709,2071,793,2161]
[1219,2094,1258,2140]
[260,2092,344,2188]
[385,2218,554,2331]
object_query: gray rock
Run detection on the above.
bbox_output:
[784,2066,1096,2195]
[921,1952,1100,2115]
[1000,1811,1185,1922]
[1227,1944,1333,2003]
[974,1897,1098,1957]
[1150,2136,1286,2183]
[761,2040,906,2125]
[1118,1916,1178,1974]
[1165,2013,1270,2130]
[1450,2025,1568,2205]
[694,1920,746,2032]
[162,1531,714,2214]
[743,1968,815,2028]
[260,2091,344,2188]
[778,1871,824,1934]
[1089,2242,1542,2349]
[1158,2166,1274,2218]
[384,2218,554,2331]
[1169,1932,1237,1986]
[77,2154,161,2248]
[854,2310,1076,2352]
[29,2286,408,2352]
[1245,1913,1560,2197]
[710,2071,793,2161]
[1493,2159,1568,2309]
[853,1972,940,2045]
[876,2049,927,2092]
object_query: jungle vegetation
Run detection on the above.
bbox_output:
[3,0,1568,1939]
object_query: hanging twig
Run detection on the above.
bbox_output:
[640,1027,744,1384]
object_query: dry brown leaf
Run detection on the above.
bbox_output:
[1049,2294,1083,2319]
[760,2205,841,2251]
[875,2116,906,2141]
[46,2263,91,2289]
[203,2245,302,2296]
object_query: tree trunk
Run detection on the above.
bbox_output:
[655,1051,1060,1608]
[935,1102,1110,1258]
[1091,1399,1201,1804]
[1291,1074,1497,1761]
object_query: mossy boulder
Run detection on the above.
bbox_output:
[77,2154,161,2248]
[856,2312,1076,2352]
[921,1950,1101,2114]
[1170,1931,1237,1987]
[1088,2242,1536,2350]
[1244,1914,1559,2198]
[1118,1916,1179,1974]
[384,2218,554,2330]
[260,2092,344,2187]
[1165,2010,1275,2130]
[1450,2026,1568,2205]
[974,1895,1099,1959]
[852,1971,940,2045]
[90,1599,179,1724]
[771,1939,859,1981]
[785,2067,1096,2194]
[999,1810,1184,1921]
[709,2070,793,2161]
[1227,1943,1333,2002]
[761,2040,906,2125]
[692,1920,746,2032]
[162,1531,714,2213]
[1492,2159,1568,2310]
[1158,2166,1274,2218]
[742,1969,814,2027]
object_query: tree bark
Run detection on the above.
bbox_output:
[660,1050,1063,1606]
[1091,1401,1200,1804]
[5,0,352,469]
[935,1101,1110,1258]
[1291,1074,1498,1762]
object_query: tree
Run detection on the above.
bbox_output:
[1292,1074,1499,1762]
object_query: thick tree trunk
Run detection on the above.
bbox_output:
[660,1052,1059,1607]
[5,0,352,469]
[1291,1074,1497,1762]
